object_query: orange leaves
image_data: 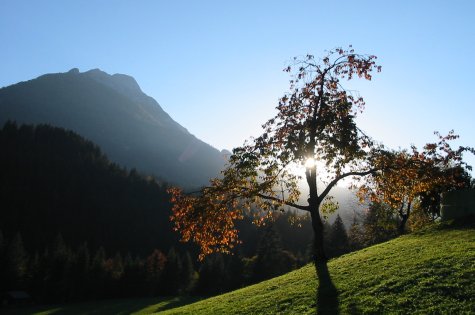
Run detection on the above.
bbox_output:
[361,132,474,219]
[168,186,244,261]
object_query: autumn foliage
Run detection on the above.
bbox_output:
[169,46,383,261]
[358,131,474,233]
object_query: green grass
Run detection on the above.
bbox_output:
[162,222,475,314]
[4,222,475,314]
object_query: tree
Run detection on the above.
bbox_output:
[347,215,363,251]
[253,223,296,282]
[145,249,167,296]
[359,131,474,234]
[169,46,382,265]
[90,246,107,298]
[196,253,226,295]
[361,201,398,246]
[48,233,74,300]
[160,247,182,295]
[5,232,28,289]
[70,242,91,299]
[121,253,146,297]
[327,214,349,257]
[179,251,196,294]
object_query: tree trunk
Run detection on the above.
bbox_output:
[310,204,327,263]
[398,214,408,235]
[398,202,412,235]
[306,164,327,263]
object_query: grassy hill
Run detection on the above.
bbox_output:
[4,222,474,314]
[161,222,474,314]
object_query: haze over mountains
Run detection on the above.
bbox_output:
[0,68,226,188]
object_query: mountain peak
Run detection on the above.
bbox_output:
[82,68,142,98]
[68,68,80,74]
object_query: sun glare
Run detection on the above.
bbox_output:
[304,158,316,168]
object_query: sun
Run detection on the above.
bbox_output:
[304,158,316,168]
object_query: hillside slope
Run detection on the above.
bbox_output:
[162,223,474,314]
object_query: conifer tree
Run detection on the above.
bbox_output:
[161,247,182,295]
[121,253,146,297]
[179,251,196,294]
[328,214,349,257]
[347,215,363,251]
[224,252,245,291]
[196,254,226,295]
[71,242,91,299]
[90,246,107,298]
[27,251,43,297]
[253,224,296,282]
[5,232,28,289]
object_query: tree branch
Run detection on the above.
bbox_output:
[318,168,377,203]
[256,193,310,212]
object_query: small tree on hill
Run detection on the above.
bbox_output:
[359,132,474,234]
[169,46,382,265]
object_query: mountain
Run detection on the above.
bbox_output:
[0,68,225,188]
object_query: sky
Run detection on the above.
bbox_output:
[1,0,474,168]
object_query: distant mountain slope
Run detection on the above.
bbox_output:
[0,68,224,187]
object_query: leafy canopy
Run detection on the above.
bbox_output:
[169,46,382,259]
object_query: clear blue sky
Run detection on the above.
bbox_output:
[1,0,474,168]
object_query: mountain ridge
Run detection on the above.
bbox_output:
[0,68,225,188]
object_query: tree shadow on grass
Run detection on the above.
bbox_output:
[315,261,339,315]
